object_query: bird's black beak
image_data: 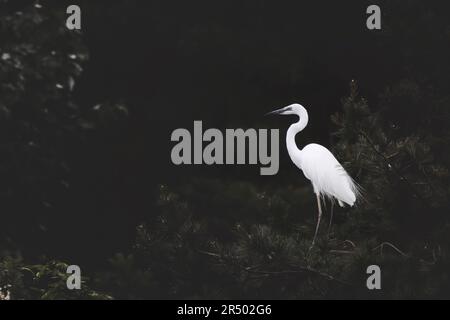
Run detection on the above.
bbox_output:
[265,107,284,116]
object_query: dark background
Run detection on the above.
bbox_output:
[1,0,449,299]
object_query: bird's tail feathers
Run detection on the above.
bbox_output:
[347,175,365,206]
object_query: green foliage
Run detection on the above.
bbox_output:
[0,1,89,241]
[0,1,130,251]
[330,80,450,298]
[0,252,111,300]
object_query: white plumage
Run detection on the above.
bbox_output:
[295,143,357,207]
[267,103,360,247]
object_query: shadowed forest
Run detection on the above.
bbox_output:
[0,0,450,299]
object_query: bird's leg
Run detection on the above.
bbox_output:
[327,201,334,237]
[311,194,322,248]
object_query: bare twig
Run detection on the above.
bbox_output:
[329,250,355,255]
[372,242,409,258]
[197,249,221,258]
[343,240,356,248]
[243,266,354,286]
[196,248,354,286]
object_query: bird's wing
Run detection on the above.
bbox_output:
[300,144,358,206]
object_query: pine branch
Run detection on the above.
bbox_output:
[358,130,429,205]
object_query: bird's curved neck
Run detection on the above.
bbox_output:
[286,113,308,159]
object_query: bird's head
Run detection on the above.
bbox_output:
[266,103,306,116]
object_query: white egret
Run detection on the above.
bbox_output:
[267,103,360,247]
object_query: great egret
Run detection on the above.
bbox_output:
[267,103,360,247]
